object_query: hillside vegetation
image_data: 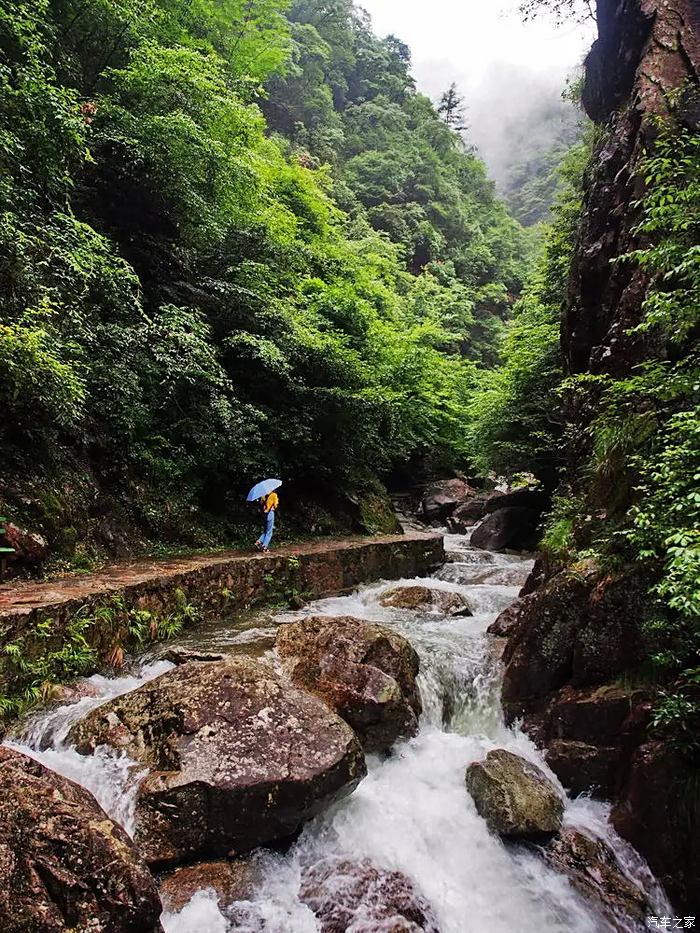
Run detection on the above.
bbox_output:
[0,0,531,560]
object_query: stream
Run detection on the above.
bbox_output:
[5,531,670,932]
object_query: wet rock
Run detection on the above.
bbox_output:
[501,569,591,709]
[0,746,162,933]
[299,857,441,933]
[502,567,651,712]
[519,555,550,597]
[545,740,622,798]
[422,479,474,523]
[448,492,505,532]
[612,741,700,913]
[470,508,542,552]
[50,678,104,704]
[544,684,651,748]
[159,858,261,913]
[160,647,226,665]
[535,828,648,930]
[487,600,526,638]
[276,615,421,753]
[469,565,532,587]
[517,684,654,791]
[69,657,366,868]
[448,500,488,531]
[3,522,49,569]
[488,636,509,666]
[379,585,469,615]
[465,749,564,838]
[484,487,550,515]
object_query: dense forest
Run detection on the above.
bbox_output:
[498,88,583,227]
[0,0,537,558]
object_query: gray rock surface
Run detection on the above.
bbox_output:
[465,749,564,838]
[70,657,366,867]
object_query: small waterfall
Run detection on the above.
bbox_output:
[6,660,173,835]
[3,535,671,932]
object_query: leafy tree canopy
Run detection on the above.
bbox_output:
[0,0,531,550]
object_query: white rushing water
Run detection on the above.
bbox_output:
[5,660,173,833]
[4,531,670,932]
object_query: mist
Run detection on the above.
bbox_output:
[360,0,593,189]
[458,63,583,189]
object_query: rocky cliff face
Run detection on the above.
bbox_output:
[499,0,700,912]
[567,0,700,380]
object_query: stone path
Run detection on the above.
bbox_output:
[0,532,441,619]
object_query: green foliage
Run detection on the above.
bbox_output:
[89,592,200,648]
[501,80,586,228]
[0,0,533,548]
[436,83,468,133]
[629,403,700,756]
[265,0,529,351]
[539,495,585,563]
[622,129,700,345]
[466,134,593,484]
[0,614,98,718]
[0,590,200,720]
[466,293,563,482]
[563,127,700,757]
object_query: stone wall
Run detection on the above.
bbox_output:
[0,533,443,719]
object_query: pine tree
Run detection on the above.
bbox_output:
[437,83,468,133]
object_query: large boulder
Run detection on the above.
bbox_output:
[465,749,564,838]
[3,522,49,572]
[527,684,654,800]
[69,657,366,867]
[448,492,504,531]
[299,857,441,933]
[470,507,542,552]
[487,600,527,638]
[545,683,650,743]
[469,565,533,587]
[0,747,162,933]
[519,555,550,597]
[379,585,470,615]
[501,570,591,709]
[421,479,474,523]
[535,828,648,929]
[483,487,550,515]
[275,615,421,753]
[545,740,622,799]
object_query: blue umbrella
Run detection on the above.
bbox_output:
[247,478,282,502]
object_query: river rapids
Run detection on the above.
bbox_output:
[5,531,670,932]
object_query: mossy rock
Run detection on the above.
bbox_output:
[358,493,401,535]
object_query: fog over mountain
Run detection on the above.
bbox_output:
[360,0,593,189]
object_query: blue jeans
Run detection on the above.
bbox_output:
[257,510,275,549]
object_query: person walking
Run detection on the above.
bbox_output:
[246,478,282,552]
[255,489,278,552]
